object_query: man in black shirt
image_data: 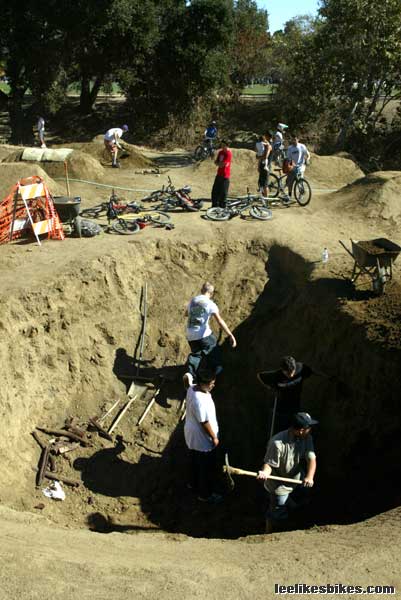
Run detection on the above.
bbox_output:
[257,356,314,435]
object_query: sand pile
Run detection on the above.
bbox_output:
[307,152,364,188]
[65,136,154,169]
[41,150,105,181]
[0,163,65,200]
[325,171,401,224]
[2,147,105,182]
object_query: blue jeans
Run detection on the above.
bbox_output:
[266,484,309,523]
[186,334,222,378]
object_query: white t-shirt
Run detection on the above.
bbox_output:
[184,385,219,452]
[255,141,267,157]
[186,294,218,341]
[37,118,45,132]
[287,143,308,167]
[104,127,123,142]
[273,130,283,145]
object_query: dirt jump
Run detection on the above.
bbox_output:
[0,141,400,599]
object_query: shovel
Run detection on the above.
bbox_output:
[223,452,303,491]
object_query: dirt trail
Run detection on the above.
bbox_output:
[1,144,401,598]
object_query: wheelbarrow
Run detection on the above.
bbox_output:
[53,196,82,237]
[339,238,401,294]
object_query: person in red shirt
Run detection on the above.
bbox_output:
[211,140,232,208]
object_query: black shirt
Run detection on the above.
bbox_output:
[258,362,313,414]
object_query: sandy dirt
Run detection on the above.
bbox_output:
[0,142,401,598]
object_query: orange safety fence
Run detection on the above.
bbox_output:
[0,176,64,245]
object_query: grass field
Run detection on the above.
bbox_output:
[241,84,277,95]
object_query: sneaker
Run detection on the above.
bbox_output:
[197,493,223,504]
[183,372,194,389]
[112,162,121,169]
[282,194,291,204]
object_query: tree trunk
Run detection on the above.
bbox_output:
[79,75,103,113]
[79,75,92,114]
[8,88,32,144]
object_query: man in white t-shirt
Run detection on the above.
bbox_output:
[104,124,129,168]
[184,370,222,503]
[184,281,237,388]
[285,134,311,200]
[37,116,46,148]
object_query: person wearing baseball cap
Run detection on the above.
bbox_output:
[257,411,318,532]
[103,125,129,168]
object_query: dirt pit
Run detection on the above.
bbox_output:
[1,238,401,539]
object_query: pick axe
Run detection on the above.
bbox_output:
[223,452,303,491]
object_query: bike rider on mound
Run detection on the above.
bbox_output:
[285,134,311,201]
[204,121,218,155]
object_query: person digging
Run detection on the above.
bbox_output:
[257,411,318,533]
[103,124,129,168]
[257,355,328,435]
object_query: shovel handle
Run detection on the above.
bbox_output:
[224,465,302,485]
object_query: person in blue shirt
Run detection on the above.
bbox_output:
[204,121,218,153]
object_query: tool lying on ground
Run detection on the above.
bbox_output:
[223,453,303,491]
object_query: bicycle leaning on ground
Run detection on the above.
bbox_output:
[267,165,312,207]
[80,191,171,235]
[206,189,273,221]
[142,176,203,212]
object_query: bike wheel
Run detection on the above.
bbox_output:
[206,207,231,221]
[194,146,207,161]
[267,173,280,198]
[294,178,312,206]
[141,191,164,203]
[111,219,140,235]
[250,205,273,221]
[80,204,105,218]
[142,211,170,224]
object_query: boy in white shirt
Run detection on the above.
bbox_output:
[184,370,222,503]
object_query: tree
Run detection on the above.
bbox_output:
[230,0,271,86]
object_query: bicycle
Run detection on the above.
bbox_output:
[194,139,216,162]
[143,176,203,212]
[81,191,171,235]
[206,189,273,221]
[267,166,312,207]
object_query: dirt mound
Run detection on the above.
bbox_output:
[42,150,105,181]
[0,163,65,199]
[325,171,401,224]
[65,136,154,169]
[0,145,24,162]
[308,152,364,188]
[191,148,363,193]
[2,147,105,182]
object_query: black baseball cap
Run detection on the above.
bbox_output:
[292,412,319,429]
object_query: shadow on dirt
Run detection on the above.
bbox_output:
[76,243,401,538]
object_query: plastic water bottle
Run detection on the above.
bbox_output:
[322,248,329,263]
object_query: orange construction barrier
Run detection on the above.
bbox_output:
[0,176,64,245]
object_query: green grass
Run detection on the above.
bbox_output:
[242,84,277,95]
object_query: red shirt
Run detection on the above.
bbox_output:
[216,148,232,178]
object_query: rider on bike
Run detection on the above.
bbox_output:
[271,123,288,164]
[204,121,218,154]
[285,134,311,201]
